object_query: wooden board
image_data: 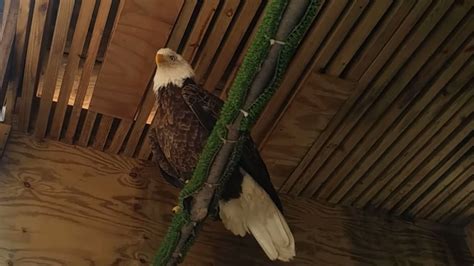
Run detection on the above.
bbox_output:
[64,0,114,144]
[18,0,49,132]
[88,0,184,120]
[0,132,472,265]
[48,0,97,140]
[0,123,11,158]
[0,0,18,106]
[34,0,75,139]
[261,73,357,189]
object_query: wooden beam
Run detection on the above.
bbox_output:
[48,0,96,140]
[5,0,32,124]
[0,123,11,158]
[465,221,474,256]
[18,0,49,132]
[0,132,472,265]
[0,0,18,108]
[34,0,75,139]
[64,0,113,144]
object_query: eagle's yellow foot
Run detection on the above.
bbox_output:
[172,206,181,213]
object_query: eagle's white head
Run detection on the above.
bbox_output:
[153,48,194,93]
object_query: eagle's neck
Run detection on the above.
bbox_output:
[153,64,195,93]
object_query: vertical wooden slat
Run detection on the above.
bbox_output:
[441,193,474,225]
[181,0,220,62]
[312,0,369,71]
[417,156,473,220]
[5,0,31,124]
[303,0,458,199]
[203,0,262,92]
[0,0,18,108]
[107,119,132,154]
[194,0,241,83]
[92,115,114,151]
[34,0,75,139]
[344,0,416,80]
[48,0,96,140]
[18,0,49,132]
[77,111,97,147]
[326,0,393,76]
[166,0,198,51]
[122,87,156,157]
[322,19,474,203]
[281,0,431,194]
[337,58,473,206]
[425,165,474,221]
[287,0,445,196]
[353,98,472,207]
[385,98,473,215]
[64,0,113,144]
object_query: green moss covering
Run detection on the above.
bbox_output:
[153,1,321,265]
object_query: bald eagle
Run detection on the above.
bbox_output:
[151,48,295,261]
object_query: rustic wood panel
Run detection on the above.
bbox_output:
[18,0,49,132]
[181,0,220,62]
[0,132,472,265]
[5,0,31,124]
[262,73,357,189]
[88,0,183,120]
[64,0,113,144]
[0,0,18,106]
[48,0,96,140]
[300,0,456,198]
[0,123,11,158]
[34,0,75,139]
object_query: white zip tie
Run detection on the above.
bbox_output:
[270,39,286,45]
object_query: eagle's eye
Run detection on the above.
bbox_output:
[169,55,177,61]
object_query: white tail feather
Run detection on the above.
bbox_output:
[219,169,295,261]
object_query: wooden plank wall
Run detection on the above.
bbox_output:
[0,132,472,265]
[260,0,473,226]
[12,0,473,227]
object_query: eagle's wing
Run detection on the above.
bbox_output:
[181,82,222,130]
[149,128,185,188]
[181,83,283,211]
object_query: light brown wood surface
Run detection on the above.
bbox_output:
[0,132,472,265]
[89,0,183,120]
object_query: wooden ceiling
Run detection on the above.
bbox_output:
[10,0,473,226]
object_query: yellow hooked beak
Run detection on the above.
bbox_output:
[156,53,166,65]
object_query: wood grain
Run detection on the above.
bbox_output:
[0,132,472,265]
[326,26,474,204]
[5,0,31,124]
[194,0,240,84]
[292,0,453,197]
[261,73,356,189]
[88,0,183,120]
[0,0,18,107]
[18,0,49,132]
[0,123,11,158]
[181,0,220,63]
[64,0,113,144]
[48,0,96,140]
[203,0,262,92]
[166,0,198,52]
[34,0,75,140]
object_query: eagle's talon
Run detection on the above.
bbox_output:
[172,206,181,213]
